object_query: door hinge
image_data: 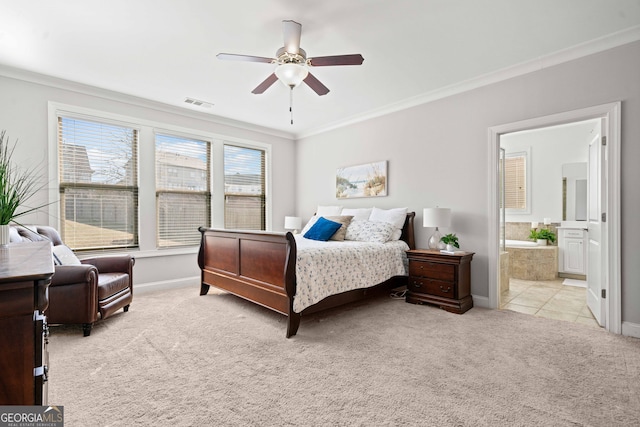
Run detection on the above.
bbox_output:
[601,212,606,222]
[602,136,607,146]
[601,289,606,299]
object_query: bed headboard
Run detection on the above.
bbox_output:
[401,212,416,250]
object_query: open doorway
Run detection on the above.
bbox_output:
[498,120,599,327]
[488,103,621,334]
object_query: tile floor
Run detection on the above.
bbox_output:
[500,278,600,328]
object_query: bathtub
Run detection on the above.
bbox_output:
[505,239,538,248]
[504,240,558,280]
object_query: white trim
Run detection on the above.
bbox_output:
[488,102,622,334]
[298,26,640,139]
[471,294,490,309]
[134,276,200,295]
[621,321,640,339]
[4,27,639,141]
[0,64,294,140]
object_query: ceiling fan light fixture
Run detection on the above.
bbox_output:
[275,63,308,88]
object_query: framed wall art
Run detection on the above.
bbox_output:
[336,160,387,199]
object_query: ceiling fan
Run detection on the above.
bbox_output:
[217,20,364,97]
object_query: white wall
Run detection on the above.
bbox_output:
[295,41,640,325]
[502,120,595,224]
[0,72,296,288]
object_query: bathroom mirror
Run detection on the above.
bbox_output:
[562,162,587,221]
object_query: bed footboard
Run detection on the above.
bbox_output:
[197,227,300,336]
[198,212,415,338]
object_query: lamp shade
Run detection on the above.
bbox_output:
[275,63,309,87]
[423,208,451,228]
[284,216,302,230]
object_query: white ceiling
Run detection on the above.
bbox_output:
[1,1,639,138]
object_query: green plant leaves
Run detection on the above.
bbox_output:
[0,130,49,225]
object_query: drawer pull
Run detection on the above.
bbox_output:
[412,281,421,288]
[439,285,451,293]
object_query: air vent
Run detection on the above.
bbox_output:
[184,97,213,108]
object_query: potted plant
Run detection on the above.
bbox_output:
[0,130,49,246]
[440,233,459,251]
[529,228,556,246]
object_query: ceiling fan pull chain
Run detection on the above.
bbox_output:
[290,86,294,125]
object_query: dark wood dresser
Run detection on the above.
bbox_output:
[0,241,53,405]
[405,249,474,314]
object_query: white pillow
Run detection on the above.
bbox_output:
[52,245,81,266]
[345,220,396,243]
[316,205,343,216]
[370,207,408,232]
[341,208,373,221]
[301,206,344,235]
[301,215,319,235]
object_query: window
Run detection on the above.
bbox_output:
[155,134,210,247]
[502,151,528,211]
[57,116,138,250]
[223,145,265,230]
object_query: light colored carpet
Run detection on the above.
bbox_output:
[48,285,640,426]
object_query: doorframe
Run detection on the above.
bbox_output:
[487,102,621,334]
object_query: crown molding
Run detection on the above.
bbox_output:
[2,24,638,142]
[296,25,640,140]
[0,64,296,141]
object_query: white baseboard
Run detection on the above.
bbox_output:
[621,321,640,339]
[135,276,200,295]
[472,294,490,309]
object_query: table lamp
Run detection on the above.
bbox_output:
[423,207,451,249]
[284,216,302,234]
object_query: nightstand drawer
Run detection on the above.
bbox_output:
[409,261,455,281]
[409,278,454,298]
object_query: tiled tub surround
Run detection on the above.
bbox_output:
[507,245,558,280]
[500,251,510,293]
[504,222,559,281]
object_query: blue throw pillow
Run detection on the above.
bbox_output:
[303,216,342,241]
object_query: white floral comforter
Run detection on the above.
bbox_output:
[292,235,409,313]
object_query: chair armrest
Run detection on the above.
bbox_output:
[82,254,135,275]
[52,264,99,287]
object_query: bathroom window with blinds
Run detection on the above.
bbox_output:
[223,144,265,230]
[503,153,527,211]
[155,134,211,247]
[57,116,138,250]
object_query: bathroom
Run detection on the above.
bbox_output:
[498,119,599,326]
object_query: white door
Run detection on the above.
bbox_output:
[587,120,606,326]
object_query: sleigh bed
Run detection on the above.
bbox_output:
[198,211,415,337]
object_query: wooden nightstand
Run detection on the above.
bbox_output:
[405,249,474,314]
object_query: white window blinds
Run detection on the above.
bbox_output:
[503,155,527,210]
[223,145,265,230]
[58,116,138,250]
[156,134,210,247]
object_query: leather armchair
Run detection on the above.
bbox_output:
[10,225,134,336]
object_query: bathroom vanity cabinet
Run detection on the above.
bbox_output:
[558,227,587,276]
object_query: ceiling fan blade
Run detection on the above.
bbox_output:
[303,72,330,96]
[251,73,279,94]
[308,54,364,67]
[282,20,302,54]
[217,53,274,63]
